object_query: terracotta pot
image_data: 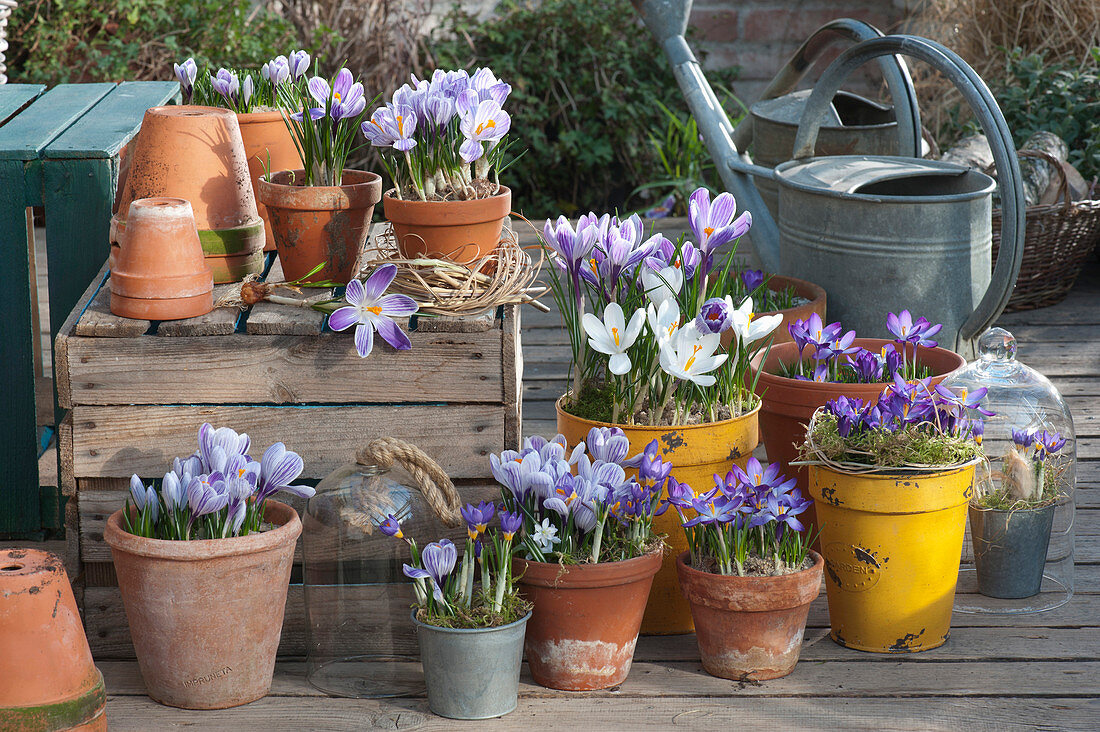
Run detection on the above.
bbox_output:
[237,111,303,252]
[749,338,966,533]
[516,551,662,690]
[115,105,265,283]
[109,197,214,320]
[720,274,827,349]
[104,501,301,709]
[256,169,382,283]
[556,396,759,635]
[676,550,823,680]
[0,549,107,731]
[382,186,510,265]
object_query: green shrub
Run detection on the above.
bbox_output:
[426,0,736,219]
[8,0,297,86]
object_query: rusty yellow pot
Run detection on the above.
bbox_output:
[807,462,977,653]
[556,395,760,634]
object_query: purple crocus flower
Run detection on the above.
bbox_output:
[887,310,943,348]
[329,265,419,358]
[1012,427,1037,449]
[688,187,752,256]
[500,510,523,541]
[309,69,366,121]
[585,426,630,465]
[129,475,159,522]
[630,439,672,489]
[933,384,994,417]
[1035,430,1067,461]
[847,348,884,383]
[695,296,734,334]
[459,100,510,163]
[256,442,316,502]
[186,474,229,519]
[730,457,783,491]
[174,58,198,103]
[262,56,290,85]
[683,498,735,527]
[289,50,311,80]
[209,68,240,104]
[881,343,903,378]
[160,471,184,512]
[403,539,457,604]
[460,501,496,539]
[813,328,858,362]
[666,477,695,510]
[379,514,403,538]
[470,67,511,105]
[740,269,765,292]
[198,423,250,473]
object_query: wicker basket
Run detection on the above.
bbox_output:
[991,150,1100,311]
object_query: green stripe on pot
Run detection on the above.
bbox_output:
[199,222,266,255]
[206,250,266,284]
[0,674,106,730]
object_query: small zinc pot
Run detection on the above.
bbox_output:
[721,274,826,349]
[256,169,382,283]
[382,186,511,265]
[556,395,760,634]
[675,550,823,680]
[412,610,530,720]
[104,501,301,709]
[516,551,662,690]
[970,503,1056,599]
[808,461,977,653]
[0,549,107,731]
[236,111,304,252]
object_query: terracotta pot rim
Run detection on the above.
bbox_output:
[554,393,761,433]
[760,274,826,319]
[675,550,823,611]
[257,169,382,209]
[104,501,301,560]
[516,549,663,589]
[411,609,532,635]
[382,186,512,227]
[383,185,511,205]
[146,104,235,120]
[236,109,288,123]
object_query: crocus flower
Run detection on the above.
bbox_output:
[683,498,735,526]
[741,269,765,292]
[659,325,727,387]
[262,56,290,85]
[933,385,994,417]
[459,99,510,163]
[403,539,456,604]
[309,68,366,121]
[543,216,598,283]
[500,510,523,541]
[174,58,198,102]
[644,193,676,219]
[695,296,734,334]
[186,474,229,518]
[646,299,681,345]
[1035,430,1067,461]
[1012,427,1037,450]
[209,68,240,104]
[329,264,419,358]
[887,310,943,348]
[461,501,495,539]
[129,475,159,522]
[729,297,783,347]
[583,303,645,375]
[666,477,695,509]
[531,518,560,553]
[642,263,683,305]
[730,457,784,492]
[198,423,250,473]
[688,187,752,256]
[585,426,631,465]
[626,439,672,489]
[847,348,884,382]
[470,67,511,105]
[812,327,858,362]
[289,50,311,80]
[256,442,316,501]
[379,514,403,538]
[161,471,184,512]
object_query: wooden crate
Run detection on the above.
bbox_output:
[56,255,522,658]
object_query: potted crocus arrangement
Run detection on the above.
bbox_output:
[969,427,1069,599]
[491,429,668,690]
[380,504,530,720]
[543,186,781,633]
[670,458,822,680]
[799,380,990,653]
[104,423,315,709]
[364,68,515,264]
[255,66,381,282]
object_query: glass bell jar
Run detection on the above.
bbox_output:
[302,439,462,697]
[942,327,1075,613]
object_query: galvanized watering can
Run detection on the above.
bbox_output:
[634,1,1025,354]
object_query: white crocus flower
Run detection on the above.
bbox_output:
[582,303,646,375]
[641,264,683,305]
[659,324,728,386]
[730,296,784,346]
[532,518,561,553]
[646,299,681,346]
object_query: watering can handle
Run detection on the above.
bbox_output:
[730,18,921,159]
[791,35,1024,348]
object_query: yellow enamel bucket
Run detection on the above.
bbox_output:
[807,462,977,652]
[556,397,761,634]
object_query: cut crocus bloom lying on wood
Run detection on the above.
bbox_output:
[329,264,419,358]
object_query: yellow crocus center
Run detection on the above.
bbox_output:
[395,115,405,134]
[704,226,714,237]
[611,327,620,346]
[366,305,382,315]
[475,119,497,136]
[684,344,703,371]
[333,90,342,102]
[590,258,598,273]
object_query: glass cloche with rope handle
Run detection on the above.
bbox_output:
[941,327,1075,614]
[302,438,464,697]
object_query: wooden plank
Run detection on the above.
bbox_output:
[156,282,241,336]
[0,85,46,126]
[416,309,498,333]
[0,83,115,160]
[55,262,110,408]
[503,304,522,449]
[69,405,504,480]
[74,274,149,337]
[245,257,326,335]
[58,412,74,496]
[63,330,505,405]
[43,81,179,159]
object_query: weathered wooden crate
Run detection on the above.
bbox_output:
[56,254,522,658]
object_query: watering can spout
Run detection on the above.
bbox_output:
[632,0,692,44]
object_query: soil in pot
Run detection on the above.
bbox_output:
[257,169,382,283]
[676,550,823,680]
[237,111,303,252]
[382,185,510,265]
[516,551,662,690]
[970,503,1056,599]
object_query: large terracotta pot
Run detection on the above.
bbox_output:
[808,462,977,653]
[749,338,966,533]
[383,186,510,265]
[256,169,382,283]
[0,549,107,731]
[721,274,827,349]
[115,105,265,283]
[515,551,661,690]
[109,197,214,320]
[676,550,822,680]
[104,501,301,709]
[237,111,303,252]
[556,396,760,635]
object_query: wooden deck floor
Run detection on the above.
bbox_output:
[60,223,1100,728]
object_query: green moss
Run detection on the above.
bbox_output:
[803,412,983,469]
[562,383,616,424]
[416,592,532,630]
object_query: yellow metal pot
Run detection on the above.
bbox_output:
[807,462,977,653]
[556,396,760,634]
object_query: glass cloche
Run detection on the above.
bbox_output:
[302,440,463,697]
[942,327,1075,613]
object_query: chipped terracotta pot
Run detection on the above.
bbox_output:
[720,274,827,349]
[515,550,661,691]
[256,169,382,283]
[237,111,303,252]
[382,186,510,265]
[109,197,214,320]
[115,105,265,283]
[0,549,107,731]
[676,550,823,680]
[104,501,301,709]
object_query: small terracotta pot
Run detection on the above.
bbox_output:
[109,197,214,320]
[104,501,301,709]
[383,186,511,265]
[0,549,107,731]
[676,550,823,680]
[721,274,827,349]
[237,111,303,252]
[515,550,662,691]
[256,169,382,283]
[115,105,265,283]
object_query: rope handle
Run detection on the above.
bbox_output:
[356,437,463,527]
